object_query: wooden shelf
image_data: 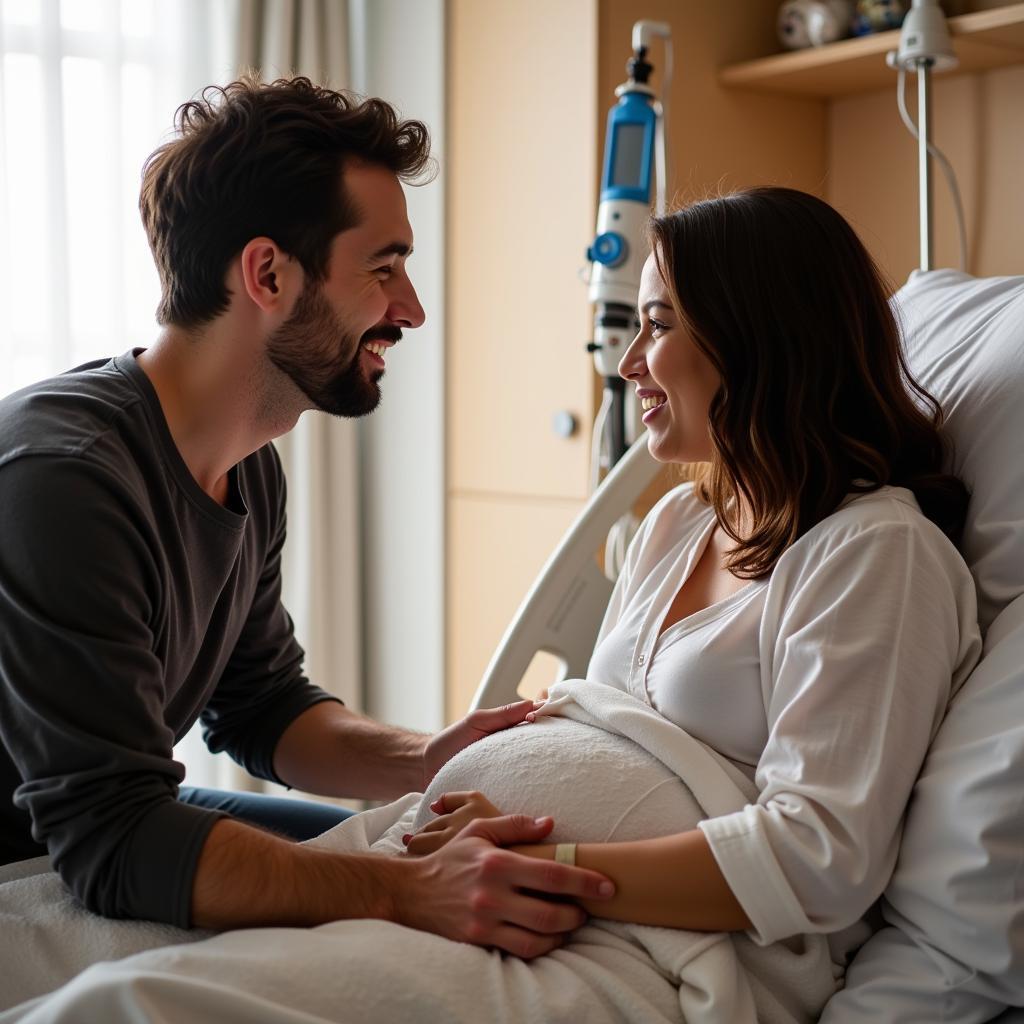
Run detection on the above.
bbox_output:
[719,3,1024,97]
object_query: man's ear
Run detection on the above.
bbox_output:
[238,237,302,314]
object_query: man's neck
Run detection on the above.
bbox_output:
[136,325,303,504]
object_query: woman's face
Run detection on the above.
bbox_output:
[618,253,721,465]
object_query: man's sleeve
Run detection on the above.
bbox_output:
[0,455,226,926]
[199,448,341,785]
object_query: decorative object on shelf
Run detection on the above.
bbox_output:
[778,0,855,50]
[721,3,1024,99]
[851,0,909,36]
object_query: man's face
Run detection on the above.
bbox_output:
[266,161,424,418]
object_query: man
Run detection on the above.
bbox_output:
[0,75,612,959]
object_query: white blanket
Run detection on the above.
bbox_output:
[0,681,838,1023]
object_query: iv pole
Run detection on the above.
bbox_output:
[886,0,959,271]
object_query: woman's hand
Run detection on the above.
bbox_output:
[404,791,504,856]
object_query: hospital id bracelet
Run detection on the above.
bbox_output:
[554,843,577,866]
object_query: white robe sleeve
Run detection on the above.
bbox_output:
[699,506,981,944]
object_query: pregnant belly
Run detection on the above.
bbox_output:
[414,717,704,843]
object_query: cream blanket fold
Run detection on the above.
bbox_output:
[0,681,838,1024]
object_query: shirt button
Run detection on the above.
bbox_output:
[637,654,646,666]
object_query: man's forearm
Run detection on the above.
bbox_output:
[272,700,426,800]
[191,817,404,929]
[192,813,618,958]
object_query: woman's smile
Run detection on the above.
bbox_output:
[619,254,720,465]
[639,390,668,424]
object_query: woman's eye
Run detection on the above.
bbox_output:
[648,318,668,334]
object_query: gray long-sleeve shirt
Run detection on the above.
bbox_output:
[0,351,339,926]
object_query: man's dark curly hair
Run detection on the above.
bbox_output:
[139,74,434,329]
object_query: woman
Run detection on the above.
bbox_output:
[409,187,981,954]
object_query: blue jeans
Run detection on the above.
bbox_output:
[179,786,356,842]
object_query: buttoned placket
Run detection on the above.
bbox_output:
[628,645,650,702]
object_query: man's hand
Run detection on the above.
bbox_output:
[393,814,615,959]
[404,790,503,856]
[421,699,541,788]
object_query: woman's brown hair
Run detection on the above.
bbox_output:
[139,74,434,330]
[649,187,967,578]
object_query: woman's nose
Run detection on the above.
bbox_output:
[617,331,646,381]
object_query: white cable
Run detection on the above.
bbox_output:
[653,36,672,217]
[589,389,613,493]
[654,102,666,218]
[896,66,969,272]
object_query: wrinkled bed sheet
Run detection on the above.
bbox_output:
[0,682,838,1023]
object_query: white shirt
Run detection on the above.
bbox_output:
[588,482,982,946]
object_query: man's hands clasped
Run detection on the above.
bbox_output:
[393,814,614,960]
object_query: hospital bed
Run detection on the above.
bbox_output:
[0,275,1022,1022]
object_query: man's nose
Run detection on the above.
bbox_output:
[389,278,425,329]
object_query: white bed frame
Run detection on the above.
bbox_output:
[469,435,661,711]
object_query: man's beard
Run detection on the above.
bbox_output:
[265,283,400,418]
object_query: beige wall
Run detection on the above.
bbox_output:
[828,65,1024,282]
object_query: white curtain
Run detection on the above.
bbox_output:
[0,0,234,395]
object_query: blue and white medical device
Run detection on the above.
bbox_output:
[586,20,671,488]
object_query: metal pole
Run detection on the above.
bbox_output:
[917,60,934,272]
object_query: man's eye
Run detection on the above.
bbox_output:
[375,265,394,277]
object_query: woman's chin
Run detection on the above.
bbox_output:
[645,432,673,463]
[645,433,701,466]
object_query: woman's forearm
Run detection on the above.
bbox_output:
[510,829,751,932]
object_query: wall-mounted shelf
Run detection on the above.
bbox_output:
[719,2,1024,97]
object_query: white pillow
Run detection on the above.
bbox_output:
[823,592,1024,1020]
[896,269,1024,633]
[883,590,1024,1003]
[823,270,1024,1021]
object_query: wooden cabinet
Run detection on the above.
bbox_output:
[446,0,598,719]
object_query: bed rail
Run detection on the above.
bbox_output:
[469,435,661,711]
